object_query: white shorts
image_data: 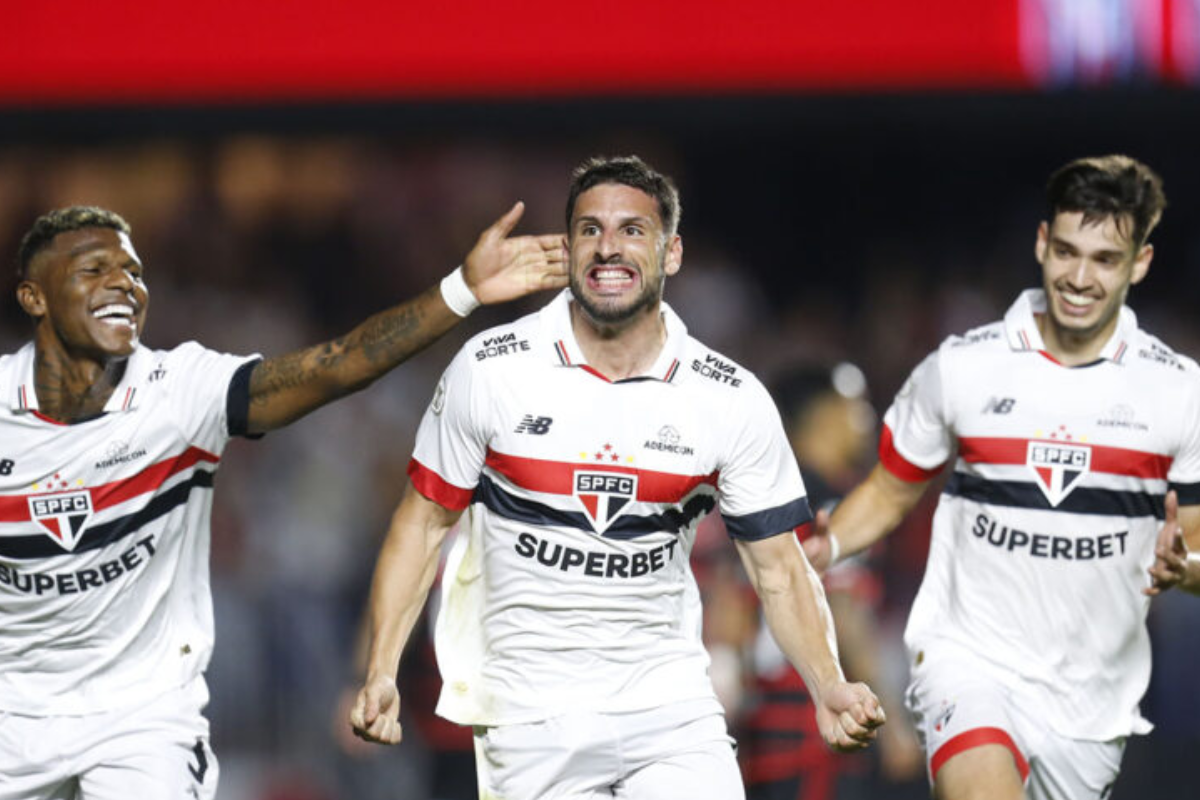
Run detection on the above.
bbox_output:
[472,698,743,800]
[905,642,1123,800]
[0,676,218,800]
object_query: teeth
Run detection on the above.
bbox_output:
[93,304,135,319]
[1060,292,1095,307]
[593,268,632,282]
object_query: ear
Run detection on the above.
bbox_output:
[1130,243,1152,286]
[1034,221,1049,266]
[16,280,46,318]
[664,235,682,277]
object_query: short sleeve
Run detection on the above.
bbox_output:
[717,382,812,541]
[408,347,490,511]
[166,342,261,451]
[1168,373,1200,505]
[879,349,952,482]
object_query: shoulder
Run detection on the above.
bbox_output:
[940,319,1007,355]
[443,309,545,388]
[680,337,769,401]
[1125,328,1200,377]
[461,311,543,366]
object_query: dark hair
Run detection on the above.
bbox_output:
[565,156,681,237]
[1046,155,1166,249]
[17,206,132,280]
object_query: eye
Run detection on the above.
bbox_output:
[1054,246,1072,258]
[579,224,600,236]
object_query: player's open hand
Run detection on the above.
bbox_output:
[349,673,404,745]
[1146,489,1188,596]
[814,679,886,752]
[462,202,567,305]
[801,508,835,575]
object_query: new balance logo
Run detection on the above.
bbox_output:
[982,397,1016,414]
[515,415,553,435]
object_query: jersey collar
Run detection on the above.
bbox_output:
[1003,288,1136,365]
[540,289,688,383]
[8,342,151,417]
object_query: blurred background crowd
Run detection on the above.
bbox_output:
[6,0,1200,797]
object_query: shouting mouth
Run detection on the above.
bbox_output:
[586,265,638,295]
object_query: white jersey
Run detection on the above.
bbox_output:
[0,341,258,716]
[410,290,810,726]
[885,289,1200,741]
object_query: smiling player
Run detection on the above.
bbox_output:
[803,155,1200,800]
[0,203,565,800]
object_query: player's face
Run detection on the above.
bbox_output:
[566,183,681,326]
[18,227,149,361]
[1035,211,1150,345]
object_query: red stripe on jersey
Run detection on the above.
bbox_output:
[930,726,1029,783]
[0,446,220,522]
[91,447,220,509]
[1038,350,1063,366]
[958,436,1172,480]
[484,448,718,503]
[878,424,944,483]
[578,364,613,383]
[408,458,474,510]
[31,410,67,426]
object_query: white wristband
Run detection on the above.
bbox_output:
[827,533,842,566]
[440,266,481,317]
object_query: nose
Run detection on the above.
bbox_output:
[107,266,141,298]
[1065,257,1091,289]
[595,227,621,261]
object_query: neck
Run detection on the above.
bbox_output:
[570,301,667,381]
[1035,312,1118,367]
[32,337,126,423]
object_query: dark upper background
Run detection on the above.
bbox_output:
[3,2,1199,798]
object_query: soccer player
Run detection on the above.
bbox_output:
[350,156,886,799]
[803,155,1200,800]
[0,202,565,800]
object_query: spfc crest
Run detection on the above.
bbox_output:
[28,489,94,551]
[1027,440,1090,507]
[574,471,637,534]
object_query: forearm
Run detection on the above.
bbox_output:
[828,464,927,559]
[249,285,457,431]
[363,502,449,681]
[741,540,843,699]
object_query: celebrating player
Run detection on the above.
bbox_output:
[350,156,885,799]
[0,203,564,800]
[804,155,1200,799]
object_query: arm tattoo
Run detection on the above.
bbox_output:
[248,286,454,416]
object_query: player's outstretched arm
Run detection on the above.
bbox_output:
[803,463,930,573]
[1146,490,1200,596]
[350,482,462,745]
[246,202,566,433]
[735,533,886,752]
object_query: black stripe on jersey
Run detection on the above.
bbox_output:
[473,474,716,538]
[1171,481,1200,506]
[723,497,813,541]
[226,358,263,439]
[0,469,215,560]
[945,471,1164,518]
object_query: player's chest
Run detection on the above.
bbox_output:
[0,411,190,496]
[485,373,722,478]
[952,367,1176,503]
